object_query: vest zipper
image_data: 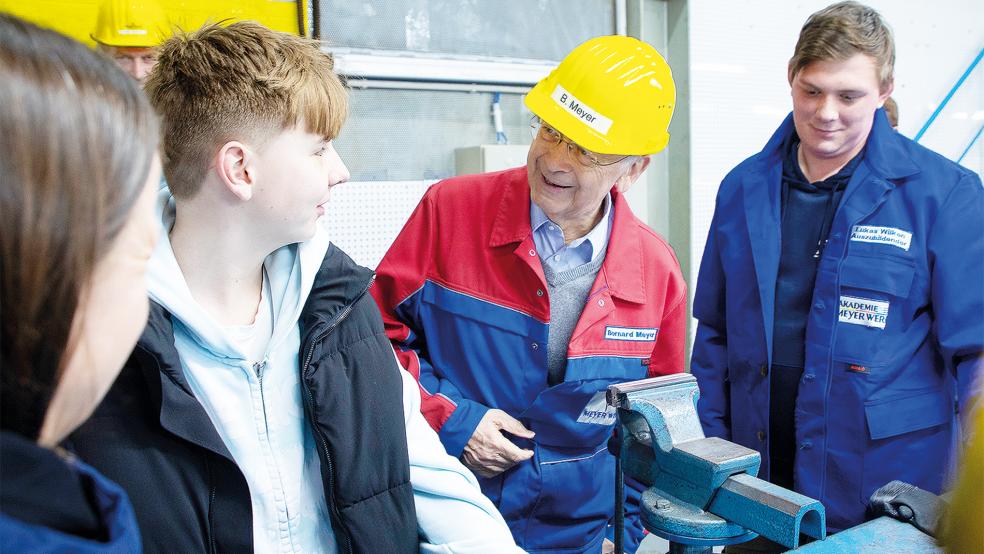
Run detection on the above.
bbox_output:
[206,456,217,554]
[300,277,374,554]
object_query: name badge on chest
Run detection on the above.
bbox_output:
[838,295,889,329]
[850,225,912,251]
[604,326,658,342]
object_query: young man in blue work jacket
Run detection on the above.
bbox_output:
[691,0,984,545]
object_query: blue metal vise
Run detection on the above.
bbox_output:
[607,374,826,552]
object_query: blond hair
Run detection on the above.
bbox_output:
[145,21,348,198]
[789,1,894,90]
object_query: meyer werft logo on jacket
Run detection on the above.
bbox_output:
[691,110,984,531]
[373,166,687,552]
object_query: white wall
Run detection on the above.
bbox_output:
[687,0,984,305]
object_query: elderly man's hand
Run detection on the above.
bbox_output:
[461,409,535,478]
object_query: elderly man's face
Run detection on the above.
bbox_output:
[105,46,158,84]
[526,125,649,240]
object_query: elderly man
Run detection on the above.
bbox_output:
[690,2,983,550]
[91,0,167,84]
[372,36,686,553]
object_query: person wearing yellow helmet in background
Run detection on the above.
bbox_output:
[371,36,686,553]
[91,0,168,84]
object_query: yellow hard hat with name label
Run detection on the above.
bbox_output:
[525,35,676,156]
[91,0,168,48]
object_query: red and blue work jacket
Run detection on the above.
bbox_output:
[372,167,687,553]
[691,110,984,532]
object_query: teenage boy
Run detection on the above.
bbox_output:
[70,21,521,554]
[690,0,983,545]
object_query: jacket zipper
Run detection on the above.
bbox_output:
[207,458,217,554]
[300,277,374,554]
[253,360,271,438]
[819,176,892,502]
[252,358,298,550]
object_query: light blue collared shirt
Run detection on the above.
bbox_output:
[530,193,614,274]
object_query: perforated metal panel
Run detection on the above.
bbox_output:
[325,180,435,269]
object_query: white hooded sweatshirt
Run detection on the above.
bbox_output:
[148,189,523,553]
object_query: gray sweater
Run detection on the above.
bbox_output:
[542,251,607,386]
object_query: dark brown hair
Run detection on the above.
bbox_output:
[145,21,348,199]
[0,14,159,440]
[789,1,895,90]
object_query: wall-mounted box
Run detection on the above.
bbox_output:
[455,145,530,176]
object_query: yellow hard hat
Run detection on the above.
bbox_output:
[91,0,169,48]
[525,35,676,156]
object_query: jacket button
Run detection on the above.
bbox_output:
[814,301,825,311]
[598,299,605,307]
[528,248,537,256]
[799,441,813,450]
[531,342,539,350]
[803,373,815,383]
[759,364,768,377]
[757,430,766,442]
[536,289,544,297]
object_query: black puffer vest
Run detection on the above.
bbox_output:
[70,244,417,553]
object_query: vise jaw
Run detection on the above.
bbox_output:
[608,374,826,549]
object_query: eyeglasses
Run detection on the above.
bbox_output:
[529,117,629,168]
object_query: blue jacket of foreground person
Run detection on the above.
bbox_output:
[0,432,142,553]
[691,109,984,531]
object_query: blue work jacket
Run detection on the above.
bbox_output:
[691,110,984,532]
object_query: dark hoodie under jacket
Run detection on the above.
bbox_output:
[67,244,418,554]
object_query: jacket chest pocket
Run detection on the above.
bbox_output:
[832,254,915,366]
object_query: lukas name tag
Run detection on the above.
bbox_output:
[605,326,658,342]
[850,225,912,251]
[577,391,617,425]
[839,295,889,329]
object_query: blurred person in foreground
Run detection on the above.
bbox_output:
[0,13,161,551]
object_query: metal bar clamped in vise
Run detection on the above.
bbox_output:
[607,374,827,551]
